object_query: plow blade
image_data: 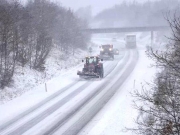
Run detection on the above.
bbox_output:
[77,71,100,78]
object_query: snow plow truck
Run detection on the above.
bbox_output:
[99,44,114,60]
[77,56,104,79]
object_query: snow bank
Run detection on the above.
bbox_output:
[0,47,87,104]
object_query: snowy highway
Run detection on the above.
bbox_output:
[0,0,171,135]
[0,47,138,135]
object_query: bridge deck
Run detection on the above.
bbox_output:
[83,26,170,33]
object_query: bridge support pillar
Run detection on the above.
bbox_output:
[151,31,154,47]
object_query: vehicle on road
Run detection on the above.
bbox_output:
[112,37,117,42]
[88,47,93,53]
[77,56,104,79]
[126,34,136,48]
[113,48,119,55]
[100,44,114,60]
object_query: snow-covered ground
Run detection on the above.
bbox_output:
[0,47,87,104]
[0,34,124,125]
[0,32,165,135]
[0,60,83,124]
[0,31,160,103]
[0,46,125,135]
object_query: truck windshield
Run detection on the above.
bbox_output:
[87,57,97,64]
[126,36,136,42]
[102,45,111,48]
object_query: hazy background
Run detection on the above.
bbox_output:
[22,0,158,15]
[57,0,159,15]
[20,0,180,28]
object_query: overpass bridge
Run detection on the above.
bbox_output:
[82,26,170,34]
[83,26,170,46]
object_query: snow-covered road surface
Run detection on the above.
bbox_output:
[52,50,138,135]
[0,48,139,135]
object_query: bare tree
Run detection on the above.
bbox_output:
[0,1,18,88]
[129,13,180,135]
[0,0,90,89]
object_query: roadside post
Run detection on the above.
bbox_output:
[44,71,48,92]
[134,80,136,89]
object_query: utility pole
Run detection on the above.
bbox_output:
[151,31,154,47]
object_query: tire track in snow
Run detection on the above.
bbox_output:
[61,50,138,135]
[0,51,125,135]
[41,50,131,135]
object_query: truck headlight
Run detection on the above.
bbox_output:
[109,48,112,51]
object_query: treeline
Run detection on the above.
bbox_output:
[0,0,89,88]
[93,0,180,27]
